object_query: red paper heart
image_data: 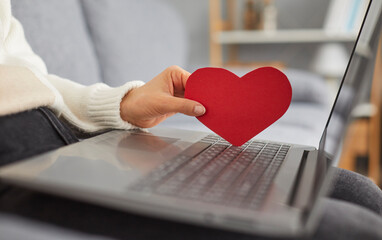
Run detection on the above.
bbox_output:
[185,67,292,146]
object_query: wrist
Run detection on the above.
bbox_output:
[120,88,135,123]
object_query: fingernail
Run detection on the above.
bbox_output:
[194,105,205,115]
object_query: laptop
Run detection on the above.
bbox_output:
[0,0,380,237]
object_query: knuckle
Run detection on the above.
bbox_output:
[165,65,189,83]
[166,65,183,77]
[167,65,181,72]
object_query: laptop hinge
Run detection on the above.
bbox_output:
[289,150,318,209]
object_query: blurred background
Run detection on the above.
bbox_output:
[165,0,355,75]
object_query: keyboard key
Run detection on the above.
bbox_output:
[182,146,245,199]
[129,138,290,210]
[155,144,227,195]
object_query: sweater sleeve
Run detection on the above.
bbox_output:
[1,0,145,132]
[47,74,145,132]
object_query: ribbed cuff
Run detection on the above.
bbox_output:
[87,80,145,130]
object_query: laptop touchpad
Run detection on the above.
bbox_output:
[4,131,192,194]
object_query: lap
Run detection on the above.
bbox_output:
[1,173,382,240]
[312,198,382,240]
[0,107,78,166]
[0,186,278,240]
[329,168,382,215]
[1,109,382,239]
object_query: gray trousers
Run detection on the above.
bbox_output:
[313,168,382,240]
[1,168,382,240]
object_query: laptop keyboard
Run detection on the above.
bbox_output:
[130,135,290,210]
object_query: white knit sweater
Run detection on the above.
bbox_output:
[0,0,145,132]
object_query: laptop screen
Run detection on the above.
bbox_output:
[312,0,381,203]
[318,0,379,164]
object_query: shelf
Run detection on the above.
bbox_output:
[215,29,358,44]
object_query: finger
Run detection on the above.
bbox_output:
[166,65,191,94]
[160,96,205,117]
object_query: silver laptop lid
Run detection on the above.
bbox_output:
[321,0,381,159]
[306,0,381,230]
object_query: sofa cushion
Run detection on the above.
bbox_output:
[229,67,330,106]
[80,0,188,86]
[11,0,102,85]
[283,68,330,105]
[156,102,332,148]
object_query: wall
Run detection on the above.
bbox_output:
[163,0,210,70]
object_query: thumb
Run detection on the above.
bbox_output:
[161,96,206,116]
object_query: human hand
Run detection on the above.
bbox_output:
[120,66,206,128]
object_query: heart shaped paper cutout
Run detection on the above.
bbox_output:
[185,67,292,146]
